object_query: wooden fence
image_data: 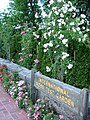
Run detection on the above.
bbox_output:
[0,58,90,120]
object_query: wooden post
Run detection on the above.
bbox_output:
[87,91,90,120]
[80,88,88,120]
[30,69,37,103]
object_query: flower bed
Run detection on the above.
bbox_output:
[0,64,64,120]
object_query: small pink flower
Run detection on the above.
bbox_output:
[21,31,25,35]
[18,80,24,86]
[29,54,32,57]
[24,99,27,102]
[41,100,45,103]
[23,86,26,89]
[17,97,22,101]
[59,115,64,120]
[36,106,40,111]
[28,107,32,111]
[34,103,37,108]
[27,114,30,119]
[18,87,23,91]
[19,57,23,62]
[33,112,40,120]
[34,59,39,64]
[18,92,23,96]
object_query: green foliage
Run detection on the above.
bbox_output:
[66,43,90,89]
[0,0,90,90]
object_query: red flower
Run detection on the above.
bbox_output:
[0,78,3,81]
[11,78,14,81]
[2,64,6,67]
[0,67,2,70]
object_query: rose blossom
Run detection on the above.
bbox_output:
[20,31,25,35]
[34,59,39,63]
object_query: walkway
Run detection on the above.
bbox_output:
[0,84,28,120]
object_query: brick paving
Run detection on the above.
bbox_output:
[0,84,28,120]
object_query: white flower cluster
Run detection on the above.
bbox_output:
[62,52,69,60]
[41,0,89,73]
[43,41,53,52]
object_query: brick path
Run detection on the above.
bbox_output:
[0,84,28,120]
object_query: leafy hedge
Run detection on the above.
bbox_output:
[0,0,90,89]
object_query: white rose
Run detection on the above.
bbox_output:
[48,31,51,37]
[43,33,47,39]
[78,38,81,42]
[52,7,57,11]
[46,66,51,72]
[84,34,87,38]
[81,14,86,18]
[65,44,68,47]
[43,49,48,53]
[67,64,73,69]
[72,27,76,32]
[49,0,54,5]
[70,22,74,26]
[58,34,64,39]
[82,27,85,30]
[76,27,80,31]
[35,12,38,18]
[62,52,69,60]
[62,39,68,44]
[54,11,59,15]
[60,13,64,18]
[42,11,47,18]
[43,43,48,48]
[49,41,53,47]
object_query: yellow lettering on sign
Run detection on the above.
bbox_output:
[46,87,54,95]
[37,78,75,107]
[35,82,44,89]
[55,93,74,107]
